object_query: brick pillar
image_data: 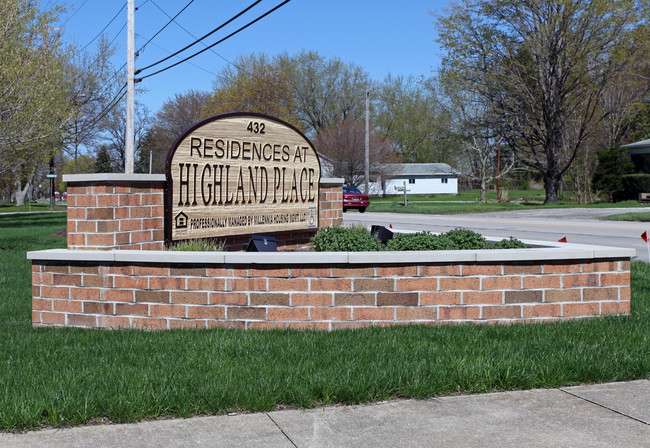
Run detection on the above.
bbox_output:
[64,174,166,251]
[318,178,344,228]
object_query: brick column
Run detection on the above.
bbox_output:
[318,178,343,228]
[64,174,166,251]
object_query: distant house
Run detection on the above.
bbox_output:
[372,163,459,196]
[622,138,650,173]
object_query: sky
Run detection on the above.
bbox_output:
[55,0,450,115]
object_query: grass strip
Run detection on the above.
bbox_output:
[603,212,650,222]
[1,213,649,431]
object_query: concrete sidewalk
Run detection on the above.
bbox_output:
[2,380,648,447]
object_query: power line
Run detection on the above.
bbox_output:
[60,0,90,27]
[136,0,196,56]
[74,2,127,56]
[136,0,292,81]
[135,0,263,75]
[137,37,219,77]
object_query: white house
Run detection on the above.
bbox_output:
[371,163,459,196]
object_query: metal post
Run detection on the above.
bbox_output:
[364,90,370,195]
[125,0,135,173]
[497,140,501,202]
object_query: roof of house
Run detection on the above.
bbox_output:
[622,138,650,153]
[385,163,458,177]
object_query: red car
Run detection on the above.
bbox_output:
[343,186,369,213]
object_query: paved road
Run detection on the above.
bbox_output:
[344,207,650,262]
[3,380,648,447]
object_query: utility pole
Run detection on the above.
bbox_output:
[364,90,370,195]
[125,0,135,173]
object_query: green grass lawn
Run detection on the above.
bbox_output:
[603,211,650,222]
[1,213,649,431]
[0,201,66,214]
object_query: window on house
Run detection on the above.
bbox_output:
[408,178,416,184]
[441,178,448,184]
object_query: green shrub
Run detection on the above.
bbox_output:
[617,174,650,201]
[166,239,224,251]
[493,237,530,249]
[385,231,455,251]
[443,228,490,249]
[309,225,383,252]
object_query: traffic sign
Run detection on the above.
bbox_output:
[46,174,57,178]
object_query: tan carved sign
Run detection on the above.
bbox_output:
[166,113,321,241]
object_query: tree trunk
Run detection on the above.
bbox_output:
[544,175,560,204]
[13,180,32,206]
[479,178,486,202]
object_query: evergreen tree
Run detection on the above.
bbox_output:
[94,146,114,173]
[592,146,634,201]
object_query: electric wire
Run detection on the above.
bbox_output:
[136,0,291,81]
[136,0,196,56]
[138,37,219,77]
[60,0,90,27]
[74,2,127,56]
[135,0,263,75]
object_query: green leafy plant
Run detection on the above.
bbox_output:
[310,225,383,252]
[386,231,455,251]
[493,237,530,249]
[166,239,224,252]
[443,228,490,250]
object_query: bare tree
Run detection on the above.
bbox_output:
[315,118,399,188]
[100,101,150,173]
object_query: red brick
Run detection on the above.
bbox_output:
[439,277,480,291]
[96,220,118,233]
[291,267,332,278]
[311,278,352,291]
[119,219,143,232]
[334,293,375,306]
[563,302,600,317]
[376,265,418,276]
[185,277,226,291]
[90,185,114,194]
[41,286,70,299]
[67,207,86,220]
[227,306,266,320]
[542,263,581,274]
[353,307,394,321]
[83,274,113,288]
[52,273,82,287]
[67,233,86,246]
[482,305,521,320]
[232,278,267,291]
[292,293,332,307]
[208,320,245,329]
[87,208,114,220]
[68,313,97,327]
[248,321,287,330]
[523,275,561,289]
[523,304,562,318]
[43,265,70,273]
[101,289,133,302]
[420,265,461,276]
[396,278,437,292]
[132,317,168,330]
[583,287,619,301]
[267,307,309,321]
[32,298,52,311]
[464,291,503,305]
[354,278,395,291]
[287,321,329,330]
[87,233,114,247]
[76,195,97,207]
[545,289,581,303]
[75,220,96,233]
[150,304,186,318]
[268,278,309,291]
[115,303,149,316]
[98,316,131,329]
[620,260,631,271]
[130,230,153,244]
[69,265,100,274]
[601,301,631,315]
[248,267,291,278]
[420,291,461,305]
[41,312,66,325]
[620,286,631,300]
[563,274,598,288]
[130,206,152,218]
[583,261,618,273]
[84,302,115,315]
[504,290,543,304]
[135,290,169,303]
[114,276,149,289]
[149,276,186,290]
[169,319,208,329]
[503,264,543,275]
[115,232,131,245]
[206,267,237,277]
[187,306,226,319]
[396,306,438,321]
[439,306,480,320]
[463,264,501,276]
[377,292,418,306]
[141,193,163,205]
[172,291,209,305]
[333,267,374,277]
[250,293,290,306]
[600,272,630,287]
[134,265,168,276]
[209,292,247,306]
[310,307,351,321]
[481,276,521,290]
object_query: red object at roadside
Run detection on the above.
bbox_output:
[558,237,567,243]
[642,231,648,243]
[343,186,369,213]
